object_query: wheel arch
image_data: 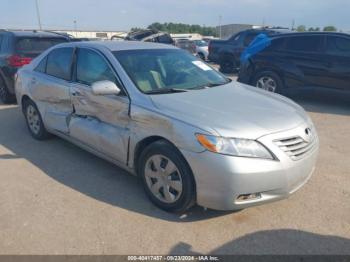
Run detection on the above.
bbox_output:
[21,95,32,113]
[133,136,179,174]
[252,67,285,87]
[132,136,197,187]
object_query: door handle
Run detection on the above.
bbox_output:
[72,91,82,97]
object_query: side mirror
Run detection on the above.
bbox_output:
[91,80,121,96]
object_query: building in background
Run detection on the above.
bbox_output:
[55,30,127,40]
[170,33,203,40]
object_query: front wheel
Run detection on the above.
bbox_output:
[138,140,196,213]
[253,71,283,93]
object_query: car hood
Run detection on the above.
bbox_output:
[150,82,309,139]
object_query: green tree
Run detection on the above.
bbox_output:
[297,25,306,32]
[308,27,320,32]
[130,27,145,32]
[146,22,218,36]
[323,26,337,32]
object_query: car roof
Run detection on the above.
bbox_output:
[55,40,178,51]
[1,30,69,39]
[270,31,350,39]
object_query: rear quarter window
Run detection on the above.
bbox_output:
[35,56,47,73]
[326,36,350,56]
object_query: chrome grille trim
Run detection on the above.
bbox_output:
[274,134,317,161]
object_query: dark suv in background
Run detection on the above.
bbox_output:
[208,28,288,73]
[238,32,350,93]
[0,30,69,103]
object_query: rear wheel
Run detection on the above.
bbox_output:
[198,53,205,61]
[24,99,51,140]
[219,56,236,74]
[0,77,15,104]
[138,140,196,213]
[253,71,283,93]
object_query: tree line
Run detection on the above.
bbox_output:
[131,22,218,36]
[131,22,339,36]
[296,25,338,32]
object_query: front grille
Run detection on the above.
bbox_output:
[274,135,317,161]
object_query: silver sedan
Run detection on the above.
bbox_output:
[15,41,319,212]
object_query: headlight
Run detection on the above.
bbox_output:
[196,134,274,159]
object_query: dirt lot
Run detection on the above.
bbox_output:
[0,86,349,255]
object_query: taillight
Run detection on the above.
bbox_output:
[7,55,32,67]
[208,42,212,53]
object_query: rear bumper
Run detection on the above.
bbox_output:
[181,125,319,211]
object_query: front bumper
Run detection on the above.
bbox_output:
[181,125,319,211]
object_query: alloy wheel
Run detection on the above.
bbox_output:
[256,76,277,92]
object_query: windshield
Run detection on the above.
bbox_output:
[194,40,208,47]
[113,49,229,94]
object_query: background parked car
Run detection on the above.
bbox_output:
[0,30,70,103]
[193,39,209,60]
[238,32,350,93]
[208,28,288,73]
[175,39,196,55]
[125,29,174,45]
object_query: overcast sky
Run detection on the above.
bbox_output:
[1,0,349,31]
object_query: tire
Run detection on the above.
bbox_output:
[198,53,205,61]
[0,77,15,104]
[23,99,52,140]
[138,140,196,213]
[253,71,284,93]
[219,56,236,74]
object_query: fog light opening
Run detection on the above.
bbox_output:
[237,193,262,202]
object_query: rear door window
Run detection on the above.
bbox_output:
[35,56,47,73]
[243,32,259,46]
[15,37,67,56]
[46,48,74,81]
[264,38,285,52]
[285,36,323,52]
[326,36,350,56]
[157,34,174,44]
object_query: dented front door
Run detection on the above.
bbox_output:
[69,48,130,164]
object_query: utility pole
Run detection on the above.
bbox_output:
[74,20,77,37]
[35,0,42,30]
[291,19,295,31]
[219,15,222,39]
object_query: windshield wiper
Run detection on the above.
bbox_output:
[190,81,229,90]
[145,88,189,94]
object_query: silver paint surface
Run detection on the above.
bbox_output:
[15,41,319,210]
